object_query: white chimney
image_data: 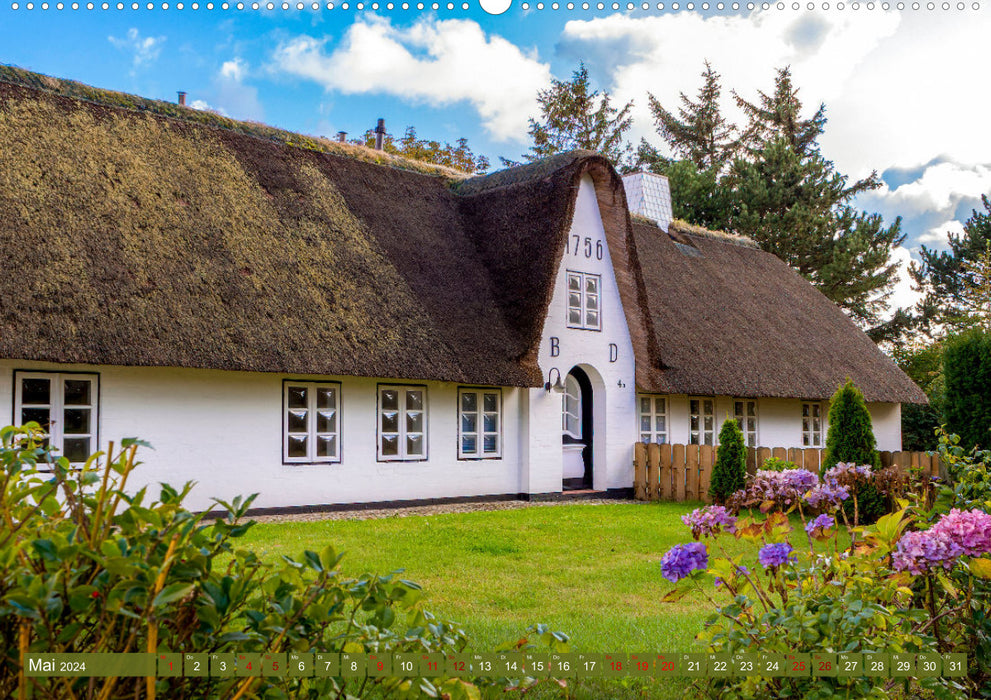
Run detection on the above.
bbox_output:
[622,172,673,231]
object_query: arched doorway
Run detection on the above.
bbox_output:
[562,366,593,490]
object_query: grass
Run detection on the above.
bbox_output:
[237,501,853,699]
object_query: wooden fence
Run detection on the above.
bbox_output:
[633,443,945,502]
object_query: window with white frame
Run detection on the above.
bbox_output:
[14,372,99,464]
[459,388,501,459]
[734,399,759,447]
[802,402,825,447]
[566,271,601,330]
[284,382,340,463]
[689,397,715,445]
[378,386,427,461]
[562,374,582,439]
[639,395,668,444]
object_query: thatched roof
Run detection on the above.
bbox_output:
[630,220,927,403]
[0,69,925,402]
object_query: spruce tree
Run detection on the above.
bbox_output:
[710,419,747,505]
[942,329,991,451]
[521,62,633,167]
[646,61,737,172]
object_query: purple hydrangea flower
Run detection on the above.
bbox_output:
[782,469,819,493]
[804,479,850,510]
[732,468,822,511]
[682,505,737,540]
[824,462,873,488]
[930,509,991,557]
[758,542,796,568]
[805,514,836,536]
[660,542,709,582]
[891,531,957,575]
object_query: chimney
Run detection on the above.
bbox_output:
[336,131,348,143]
[374,118,386,150]
[177,91,187,106]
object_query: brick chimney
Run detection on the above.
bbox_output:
[374,118,386,150]
[177,91,187,107]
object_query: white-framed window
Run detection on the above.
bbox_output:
[689,397,715,446]
[566,271,601,330]
[734,399,759,447]
[14,372,99,464]
[284,381,341,463]
[638,395,668,444]
[458,388,501,459]
[802,402,825,447]
[562,374,582,439]
[378,386,427,461]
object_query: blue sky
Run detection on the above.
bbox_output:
[1,4,989,311]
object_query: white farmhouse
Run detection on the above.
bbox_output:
[0,70,926,511]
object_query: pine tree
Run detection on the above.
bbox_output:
[911,195,991,334]
[521,62,633,166]
[727,69,904,328]
[646,61,737,172]
[710,419,747,505]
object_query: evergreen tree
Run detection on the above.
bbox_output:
[911,196,991,334]
[360,126,489,174]
[892,339,945,452]
[733,66,826,157]
[520,62,633,167]
[822,379,881,472]
[646,61,737,172]
[822,379,885,525]
[942,329,991,451]
[710,419,747,505]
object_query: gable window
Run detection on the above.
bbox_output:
[562,375,582,439]
[14,372,99,464]
[459,388,501,459]
[566,271,601,330]
[802,402,825,447]
[734,399,759,447]
[284,381,340,463]
[378,386,427,461]
[639,395,668,444]
[689,397,715,446]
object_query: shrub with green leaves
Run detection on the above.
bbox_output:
[0,424,568,700]
[710,420,747,505]
[942,328,991,451]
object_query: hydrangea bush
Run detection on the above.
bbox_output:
[660,443,991,699]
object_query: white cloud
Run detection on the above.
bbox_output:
[876,162,991,218]
[270,16,552,141]
[919,219,966,246]
[108,28,166,71]
[887,245,923,311]
[189,99,228,117]
[559,10,900,167]
[220,58,248,83]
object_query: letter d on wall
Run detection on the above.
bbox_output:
[609,343,618,362]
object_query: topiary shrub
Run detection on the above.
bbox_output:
[943,328,991,451]
[710,419,747,505]
[822,379,885,524]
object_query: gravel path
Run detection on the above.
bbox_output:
[249,498,641,524]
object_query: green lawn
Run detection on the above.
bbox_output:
[237,501,848,698]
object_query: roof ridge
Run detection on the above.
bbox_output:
[0,63,472,182]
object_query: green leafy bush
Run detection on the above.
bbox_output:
[0,424,568,699]
[710,420,747,505]
[942,329,991,451]
[759,457,796,472]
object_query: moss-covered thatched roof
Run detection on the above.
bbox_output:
[0,68,926,402]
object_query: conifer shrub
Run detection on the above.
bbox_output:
[943,328,991,451]
[709,419,747,505]
[822,379,885,524]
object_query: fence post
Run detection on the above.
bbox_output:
[671,444,685,501]
[771,446,787,462]
[659,444,673,500]
[647,443,661,501]
[634,443,648,500]
[699,445,714,503]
